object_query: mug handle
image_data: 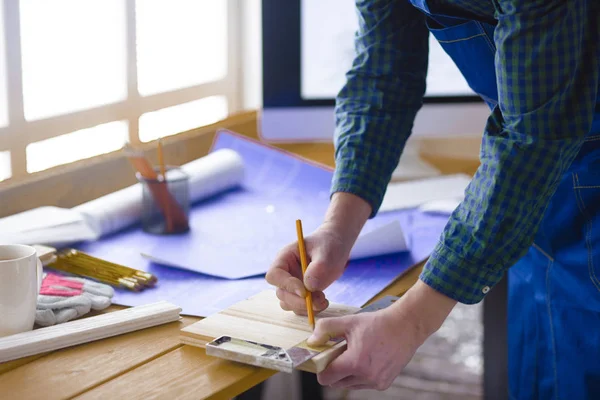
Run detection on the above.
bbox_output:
[36,258,43,294]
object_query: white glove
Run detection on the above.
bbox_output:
[36,272,114,326]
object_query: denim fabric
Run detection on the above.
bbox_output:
[509,135,600,399]
[414,2,600,397]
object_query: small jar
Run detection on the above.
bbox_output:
[137,166,190,234]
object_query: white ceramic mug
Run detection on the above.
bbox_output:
[0,244,43,337]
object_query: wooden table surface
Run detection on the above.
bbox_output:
[0,265,423,400]
[0,120,441,399]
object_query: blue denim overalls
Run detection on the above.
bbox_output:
[408,1,600,398]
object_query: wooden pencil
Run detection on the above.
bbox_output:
[157,138,173,232]
[157,138,166,180]
[123,143,157,179]
[124,143,186,232]
[295,219,315,330]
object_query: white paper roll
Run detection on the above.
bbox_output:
[74,149,245,237]
[181,148,245,202]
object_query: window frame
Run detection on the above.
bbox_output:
[0,0,242,185]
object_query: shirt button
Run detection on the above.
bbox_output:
[482,286,490,294]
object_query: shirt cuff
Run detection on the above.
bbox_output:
[330,158,390,219]
[419,241,505,304]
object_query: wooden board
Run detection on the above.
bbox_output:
[180,290,360,373]
[74,346,276,400]
[0,315,196,400]
[0,301,181,363]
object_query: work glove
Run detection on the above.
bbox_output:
[36,272,114,327]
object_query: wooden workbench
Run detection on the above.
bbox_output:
[0,111,507,399]
[0,267,423,399]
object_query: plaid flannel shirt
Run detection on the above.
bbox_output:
[331,0,599,303]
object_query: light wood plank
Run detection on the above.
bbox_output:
[180,290,360,373]
[0,317,197,400]
[75,346,276,400]
[0,302,181,363]
[0,305,128,374]
[0,305,127,374]
[0,354,46,375]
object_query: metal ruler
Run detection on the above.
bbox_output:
[206,295,398,373]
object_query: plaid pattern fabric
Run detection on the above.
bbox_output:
[331,0,600,304]
[425,0,497,20]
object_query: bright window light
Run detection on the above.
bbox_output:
[135,0,228,96]
[19,0,127,121]
[0,0,8,128]
[26,121,128,173]
[139,96,228,143]
[0,151,11,181]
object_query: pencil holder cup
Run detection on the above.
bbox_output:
[137,166,190,235]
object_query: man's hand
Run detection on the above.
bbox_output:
[266,225,352,315]
[307,280,457,390]
[266,192,372,315]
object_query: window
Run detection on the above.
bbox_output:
[0,151,10,182]
[139,96,228,143]
[20,0,128,121]
[135,1,228,96]
[26,121,129,173]
[0,0,240,183]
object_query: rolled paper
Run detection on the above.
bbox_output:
[74,149,245,238]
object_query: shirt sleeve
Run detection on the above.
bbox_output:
[420,0,600,304]
[330,0,429,217]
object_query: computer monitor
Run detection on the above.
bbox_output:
[259,0,489,178]
[259,0,491,138]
